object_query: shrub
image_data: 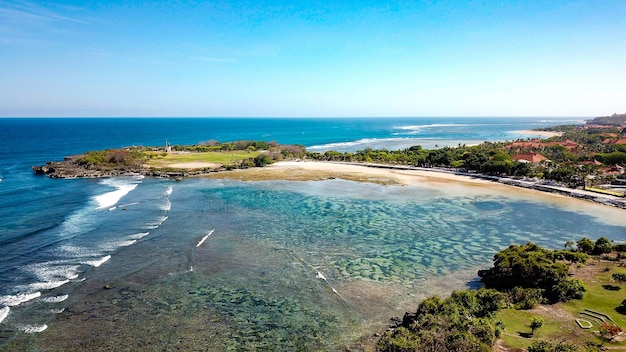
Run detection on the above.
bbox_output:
[505,287,544,309]
[594,237,613,255]
[377,327,421,352]
[548,278,586,302]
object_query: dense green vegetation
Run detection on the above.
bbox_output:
[478,243,588,303]
[73,141,307,171]
[376,240,626,352]
[305,124,626,187]
[377,288,503,352]
[76,148,146,168]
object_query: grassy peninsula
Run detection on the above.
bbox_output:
[34,120,626,190]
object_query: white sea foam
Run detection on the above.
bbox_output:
[95,184,138,210]
[196,229,215,247]
[0,306,9,323]
[394,123,472,132]
[27,280,69,291]
[308,137,414,151]
[41,294,69,303]
[145,216,168,229]
[118,202,139,207]
[129,232,150,239]
[119,240,136,246]
[165,185,173,196]
[18,263,80,292]
[83,255,111,267]
[98,239,137,251]
[20,324,48,333]
[0,292,41,307]
[94,178,142,210]
[59,245,98,257]
[161,198,171,211]
[50,308,65,314]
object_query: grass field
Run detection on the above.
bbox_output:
[495,263,626,349]
[144,150,260,168]
[497,308,565,349]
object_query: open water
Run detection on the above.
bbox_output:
[0,117,624,351]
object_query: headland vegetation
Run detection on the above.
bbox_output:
[375,239,626,352]
[33,118,626,208]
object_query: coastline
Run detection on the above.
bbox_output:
[204,160,626,212]
[19,164,626,351]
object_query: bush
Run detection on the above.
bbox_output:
[506,287,544,309]
[377,327,421,352]
[253,154,274,167]
[548,278,586,302]
[527,340,581,352]
[594,237,613,255]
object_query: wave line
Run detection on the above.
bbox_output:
[196,228,215,248]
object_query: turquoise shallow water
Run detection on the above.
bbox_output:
[12,177,623,351]
[0,117,623,350]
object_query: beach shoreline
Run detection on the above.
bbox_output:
[203,160,626,211]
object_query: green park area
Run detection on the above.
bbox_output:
[377,240,626,352]
[496,263,626,350]
[144,150,261,168]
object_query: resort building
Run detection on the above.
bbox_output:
[512,152,549,164]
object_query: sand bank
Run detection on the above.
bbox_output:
[204,160,626,225]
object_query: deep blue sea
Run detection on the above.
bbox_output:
[1,117,624,350]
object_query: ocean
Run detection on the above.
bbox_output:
[0,117,624,351]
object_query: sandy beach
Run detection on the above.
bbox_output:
[204,160,626,225]
[205,160,492,185]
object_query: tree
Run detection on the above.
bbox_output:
[612,272,626,286]
[253,154,273,167]
[601,151,626,165]
[576,238,595,254]
[530,317,544,336]
[550,278,586,302]
[594,237,613,255]
[478,243,569,294]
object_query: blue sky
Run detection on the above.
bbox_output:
[0,0,624,117]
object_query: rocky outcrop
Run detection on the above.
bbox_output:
[32,157,224,179]
[33,162,139,178]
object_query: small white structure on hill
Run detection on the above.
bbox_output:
[165,140,172,153]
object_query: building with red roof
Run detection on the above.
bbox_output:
[512,152,549,164]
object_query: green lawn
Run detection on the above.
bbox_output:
[496,308,570,349]
[495,265,626,349]
[562,265,626,346]
[145,150,260,167]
